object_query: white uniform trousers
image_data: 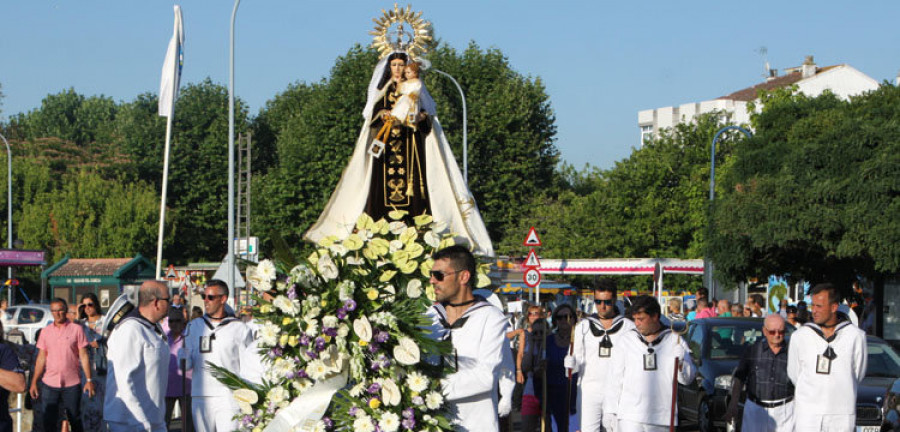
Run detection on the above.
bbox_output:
[107,421,167,432]
[616,419,666,432]
[741,399,793,432]
[192,395,240,432]
[580,397,617,432]
[792,413,855,432]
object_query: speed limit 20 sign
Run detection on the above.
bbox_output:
[524,268,541,288]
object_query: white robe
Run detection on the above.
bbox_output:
[787,319,866,425]
[103,314,169,432]
[614,328,696,428]
[427,300,508,432]
[304,56,494,257]
[572,315,635,432]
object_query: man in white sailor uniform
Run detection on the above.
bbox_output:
[104,280,171,432]
[180,279,254,432]
[725,314,794,432]
[564,278,634,432]
[426,245,508,432]
[788,282,867,432]
[613,295,696,432]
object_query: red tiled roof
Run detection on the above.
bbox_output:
[718,65,840,102]
[52,258,133,277]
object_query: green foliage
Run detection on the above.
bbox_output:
[709,84,900,285]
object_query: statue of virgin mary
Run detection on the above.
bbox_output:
[304,7,493,257]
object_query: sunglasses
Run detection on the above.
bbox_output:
[765,329,786,335]
[83,303,96,308]
[528,312,541,316]
[594,299,615,306]
[203,294,224,301]
[156,297,171,303]
[430,270,460,281]
[555,313,573,320]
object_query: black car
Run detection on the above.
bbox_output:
[677,317,794,432]
[857,335,900,431]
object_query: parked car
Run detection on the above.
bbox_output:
[677,317,795,432]
[856,335,900,431]
[2,304,53,344]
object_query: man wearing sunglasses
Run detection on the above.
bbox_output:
[787,283,866,432]
[564,278,634,432]
[725,314,793,431]
[104,280,171,432]
[180,279,254,432]
[426,245,507,432]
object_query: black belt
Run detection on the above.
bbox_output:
[747,394,793,408]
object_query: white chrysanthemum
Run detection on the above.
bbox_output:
[406,371,429,393]
[312,421,327,432]
[322,315,338,329]
[338,323,350,338]
[349,382,366,397]
[305,306,322,319]
[257,259,277,281]
[290,264,317,287]
[378,412,401,432]
[338,280,356,301]
[257,321,280,347]
[394,336,420,366]
[317,253,339,280]
[370,312,397,328]
[304,318,319,337]
[272,295,300,316]
[353,316,373,342]
[353,415,375,432]
[406,279,422,298]
[272,357,294,377]
[381,378,401,406]
[425,391,443,410]
[292,378,312,394]
[267,386,289,407]
[306,359,330,381]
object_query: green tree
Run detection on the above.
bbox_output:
[709,85,900,287]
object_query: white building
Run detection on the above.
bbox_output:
[637,56,880,146]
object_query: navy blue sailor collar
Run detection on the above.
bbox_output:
[803,312,853,343]
[432,295,491,330]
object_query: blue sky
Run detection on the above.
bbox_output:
[2,1,899,169]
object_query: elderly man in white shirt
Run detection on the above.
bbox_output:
[181,280,254,432]
[788,282,867,432]
[614,295,696,432]
[104,280,171,432]
[426,245,507,432]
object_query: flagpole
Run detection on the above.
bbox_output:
[155,108,175,281]
[227,0,241,309]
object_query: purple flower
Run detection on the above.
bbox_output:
[336,308,347,320]
[306,350,318,360]
[315,337,327,352]
[268,346,282,359]
[287,285,298,300]
[348,406,359,416]
[367,382,381,394]
[299,334,310,346]
[374,331,389,343]
[285,371,295,380]
[296,369,308,378]
[412,396,424,405]
[402,417,416,430]
[322,417,334,428]
[344,299,357,311]
[368,343,380,353]
[370,362,381,372]
[402,408,414,419]
[324,327,338,337]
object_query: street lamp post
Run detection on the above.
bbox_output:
[227,0,241,309]
[0,133,11,305]
[707,125,752,299]
[426,67,468,183]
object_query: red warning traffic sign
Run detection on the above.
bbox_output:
[524,268,541,288]
[523,227,542,246]
[524,249,541,268]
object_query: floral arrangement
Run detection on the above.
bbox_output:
[217,211,491,432]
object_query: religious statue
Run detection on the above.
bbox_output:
[305,5,494,257]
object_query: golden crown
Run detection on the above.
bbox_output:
[370,4,432,60]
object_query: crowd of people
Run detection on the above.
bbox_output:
[0,252,874,432]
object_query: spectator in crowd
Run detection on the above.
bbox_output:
[30,298,94,432]
[731,304,743,317]
[748,294,766,317]
[666,298,684,321]
[695,299,718,319]
[166,308,192,429]
[786,306,799,327]
[78,293,106,431]
[717,299,732,317]
[190,306,203,322]
[533,304,578,432]
[0,321,26,432]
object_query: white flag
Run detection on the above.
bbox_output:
[158,5,184,117]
